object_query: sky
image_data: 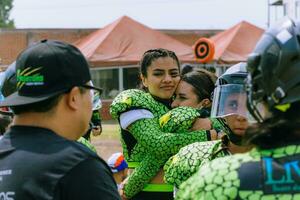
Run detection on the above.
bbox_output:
[10,0,280,30]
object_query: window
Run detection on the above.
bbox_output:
[123,67,140,90]
[90,66,140,100]
[91,68,119,99]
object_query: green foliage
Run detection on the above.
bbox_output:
[0,0,14,28]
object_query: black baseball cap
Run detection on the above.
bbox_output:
[0,39,102,107]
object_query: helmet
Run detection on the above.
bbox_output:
[0,62,16,116]
[211,62,248,118]
[247,17,300,122]
[211,62,248,145]
[1,62,17,98]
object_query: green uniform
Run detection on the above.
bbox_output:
[176,144,300,200]
[164,140,230,188]
[77,137,97,153]
[110,89,212,198]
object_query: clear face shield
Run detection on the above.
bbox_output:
[211,84,255,122]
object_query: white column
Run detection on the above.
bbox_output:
[119,68,124,92]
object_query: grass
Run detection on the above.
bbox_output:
[91,121,121,140]
[90,122,122,160]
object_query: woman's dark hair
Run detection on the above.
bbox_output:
[181,68,217,102]
[244,103,300,149]
[181,64,194,75]
[139,48,180,77]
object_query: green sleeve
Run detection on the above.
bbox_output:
[110,89,168,119]
[164,141,223,187]
[128,118,209,157]
[124,153,167,198]
[159,106,200,133]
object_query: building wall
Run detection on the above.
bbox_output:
[0,29,94,66]
[0,31,27,66]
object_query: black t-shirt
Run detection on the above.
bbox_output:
[54,158,120,199]
[0,125,121,200]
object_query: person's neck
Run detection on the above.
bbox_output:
[228,141,253,154]
[13,112,78,140]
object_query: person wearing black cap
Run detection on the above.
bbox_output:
[0,40,121,200]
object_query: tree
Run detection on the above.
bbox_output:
[0,0,14,28]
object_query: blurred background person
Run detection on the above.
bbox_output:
[107,152,129,191]
[82,89,103,141]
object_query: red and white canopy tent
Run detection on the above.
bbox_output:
[75,15,195,67]
[210,20,265,64]
[191,20,265,75]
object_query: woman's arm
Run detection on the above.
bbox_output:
[128,118,210,157]
[164,140,223,187]
[123,153,167,198]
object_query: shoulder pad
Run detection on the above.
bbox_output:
[110,89,167,119]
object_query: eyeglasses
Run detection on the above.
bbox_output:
[81,84,103,95]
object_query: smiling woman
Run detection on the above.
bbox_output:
[110,48,211,200]
[140,56,180,100]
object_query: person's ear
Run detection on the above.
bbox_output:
[198,98,211,108]
[140,74,148,88]
[65,87,82,110]
[200,98,211,108]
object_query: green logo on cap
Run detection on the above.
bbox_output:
[17,67,44,89]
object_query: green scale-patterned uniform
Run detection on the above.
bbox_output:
[176,144,300,200]
[77,137,97,153]
[110,89,219,198]
[164,139,230,188]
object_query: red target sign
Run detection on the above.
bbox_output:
[193,38,215,63]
